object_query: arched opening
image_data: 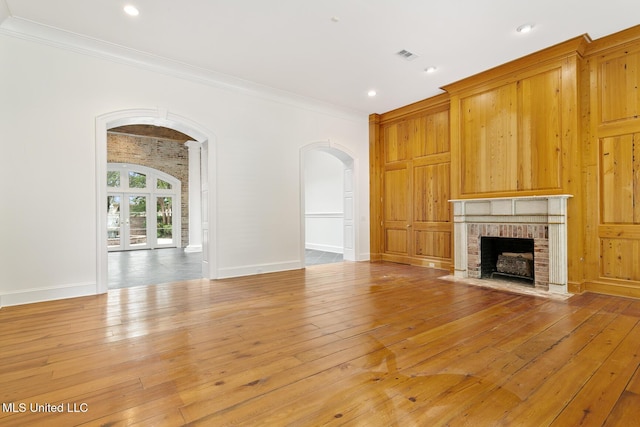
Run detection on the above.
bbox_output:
[96,108,217,293]
[300,142,358,266]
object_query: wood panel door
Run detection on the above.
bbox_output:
[584,39,640,297]
[380,109,451,268]
[598,133,640,283]
[383,163,410,260]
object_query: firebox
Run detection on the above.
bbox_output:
[480,237,535,283]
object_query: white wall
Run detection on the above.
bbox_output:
[0,32,370,306]
[305,150,344,253]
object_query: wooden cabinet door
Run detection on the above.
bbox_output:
[383,164,410,261]
[381,110,451,268]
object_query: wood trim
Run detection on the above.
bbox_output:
[597,121,640,138]
[443,35,590,95]
[378,93,450,123]
[599,224,640,239]
[584,279,640,299]
[584,24,640,56]
[408,257,451,269]
[369,113,383,261]
[453,189,567,200]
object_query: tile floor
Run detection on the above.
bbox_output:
[108,248,202,289]
[108,248,344,289]
[304,249,344,265]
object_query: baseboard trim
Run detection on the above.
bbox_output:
[217,261,303,279]
[0,282,98,308]
[305,243,343,254]
[584,280,640,299]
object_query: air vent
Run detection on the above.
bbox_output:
[396,49,419,61]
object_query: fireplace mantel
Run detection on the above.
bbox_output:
[450,195,572,294]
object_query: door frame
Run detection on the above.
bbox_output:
[300,141,359,264]
[95,108,217,294]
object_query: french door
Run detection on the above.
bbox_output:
[107,164,181,252]
[107,193,151,251]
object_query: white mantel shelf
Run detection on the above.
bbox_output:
[451,195,573,223]
[450,195,572,295]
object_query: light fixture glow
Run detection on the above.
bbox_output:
[124,5,140,16]
[425,66,437,74]
[367,90,377,97]
[517,23,534,33]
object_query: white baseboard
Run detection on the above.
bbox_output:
[217,260,303,279]
[305,243,343,254]
[0,282,98,308]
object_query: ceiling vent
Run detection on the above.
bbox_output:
[396,49,419,61]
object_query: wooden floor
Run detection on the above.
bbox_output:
[1,262,640,426]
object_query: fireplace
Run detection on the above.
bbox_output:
[480,237,534,283]
[451,195,571,294]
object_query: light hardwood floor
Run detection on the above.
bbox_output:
[1,262,639,426]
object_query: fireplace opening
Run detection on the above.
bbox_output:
[480,237,534,284]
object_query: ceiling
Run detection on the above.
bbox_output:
[1,0,639,114]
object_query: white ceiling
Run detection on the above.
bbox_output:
[1,0,639,114]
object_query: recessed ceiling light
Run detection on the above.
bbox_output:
[124,5,140,16]
[517,23,534,33]
[368,90,377,97]
[425,66,437,74]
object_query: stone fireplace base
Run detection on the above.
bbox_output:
[451,195,571,294]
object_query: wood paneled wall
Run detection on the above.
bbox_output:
[370,95,452,269]
[457,68,562,194]
[370,25,640,298]
[584,26,640,297]
[445,36,588,292]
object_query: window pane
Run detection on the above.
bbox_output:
[129,171,146,188]
[107,195,121,248]
[129,195,147,246]
[157,196,173,244]
[107,171,120,188]
[157,178,172,190]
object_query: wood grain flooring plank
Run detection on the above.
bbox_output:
[2,262,640,426]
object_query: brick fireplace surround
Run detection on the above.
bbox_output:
[451,196,571,294]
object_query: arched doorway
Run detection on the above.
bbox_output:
[300,141,358,265]
[95,108,217,293]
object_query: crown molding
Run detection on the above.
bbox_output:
[0,16,365,121]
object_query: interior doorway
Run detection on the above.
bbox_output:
[105,129,193,288]
[301,142,358,266]
[96,108,217,293]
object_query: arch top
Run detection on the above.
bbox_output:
[300,140,355,165]
[96,107,212,143]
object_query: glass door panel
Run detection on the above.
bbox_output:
[128,195,148,248]
[107,194,122,250]
[157,196,173,246]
